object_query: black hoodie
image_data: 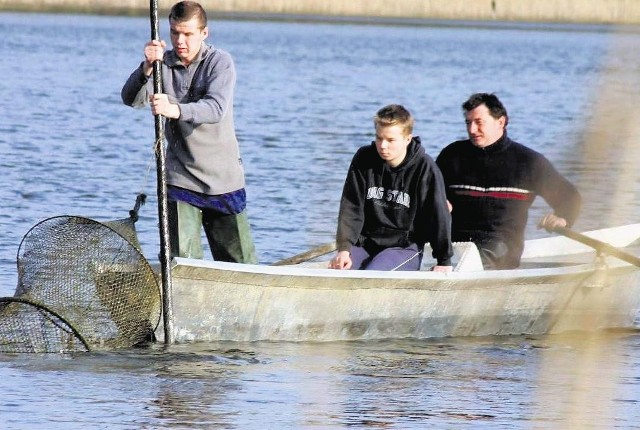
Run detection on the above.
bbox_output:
[336,137,453,266]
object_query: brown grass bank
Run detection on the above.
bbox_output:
[2,0,640,25]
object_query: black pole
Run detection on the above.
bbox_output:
[150,0,174,344]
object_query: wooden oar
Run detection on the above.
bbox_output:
[552,226,640,267]
[272,242,336,266]
[150,0,174,344]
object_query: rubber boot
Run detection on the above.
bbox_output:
[168,201,204,259]
[203,210,257,264]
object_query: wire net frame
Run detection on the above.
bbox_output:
[0,210,161,353]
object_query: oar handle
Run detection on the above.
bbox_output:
[552,226,640,267]
[272,242,336,266]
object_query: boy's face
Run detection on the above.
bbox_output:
[375,124,412,168]
[170,17,208,65]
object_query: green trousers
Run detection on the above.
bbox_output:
[168,201,257,264]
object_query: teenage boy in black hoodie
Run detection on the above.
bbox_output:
[329,104,453,272]
[436,93,581,269]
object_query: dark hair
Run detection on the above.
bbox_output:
[462,93,509,127]
[169,1,207,29]
[374,104,414,135]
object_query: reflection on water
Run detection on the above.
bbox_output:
[0,12,640,429]
[532,330,640,429]
[2,332,639,428]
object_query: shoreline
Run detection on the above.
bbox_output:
[2,0,640,25]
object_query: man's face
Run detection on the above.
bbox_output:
[375,124,412,168]
[464,104,506,148]
[170,17,208,65]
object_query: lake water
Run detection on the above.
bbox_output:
[1,12,640,429]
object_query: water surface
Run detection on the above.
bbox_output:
[1,13,639,429]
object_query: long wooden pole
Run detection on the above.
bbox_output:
[150,0,174,344]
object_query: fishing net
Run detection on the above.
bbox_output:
[0,297,89,353]
[0,195,162,353]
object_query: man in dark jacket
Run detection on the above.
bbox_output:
[436,93,582,269]
[330,104,453,271]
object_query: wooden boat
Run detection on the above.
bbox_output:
[156,225,640,342]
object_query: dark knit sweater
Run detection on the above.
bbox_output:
[436,135,581,268]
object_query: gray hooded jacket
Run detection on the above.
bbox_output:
[122,43,245,195]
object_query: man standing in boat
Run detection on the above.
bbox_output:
[329,104,453,272]
[436,93,582,269]
[121,1,257,264]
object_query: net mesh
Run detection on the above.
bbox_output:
[0,199,162,353]
[0,297,90,353]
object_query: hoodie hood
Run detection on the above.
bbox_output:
[370,136,426,193]
[369,136,426,173]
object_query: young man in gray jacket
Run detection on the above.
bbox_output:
[122,1,256,263]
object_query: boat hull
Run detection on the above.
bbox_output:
[159,256,640,342]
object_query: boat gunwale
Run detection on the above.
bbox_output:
[170,255,636,285]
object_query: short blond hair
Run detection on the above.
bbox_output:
[374,104,414,136]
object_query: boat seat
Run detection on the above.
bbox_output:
[451,241,484,272]
[422,241,484,272]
